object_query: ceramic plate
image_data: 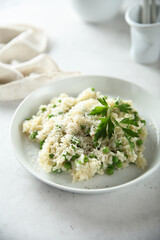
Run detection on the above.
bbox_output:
[10,75,160,194]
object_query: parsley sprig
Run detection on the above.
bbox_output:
[90,97,145,151]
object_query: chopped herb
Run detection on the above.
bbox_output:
[62,152,71,161]
[64,161,71,170]
[56,125,61,128]
[52,169,58,173]
[93,142,99,148]
[136,139,143,146]
[141,120,146,125]
[48,114,54,118]
[106,167,114,175]
[89,153,97,159]
[49,154,54,158]
[100,163,103,169]
[25,117,31,121]
[53,104,57,108]
[86,127,90,135]
[40,140,45,150]
[41,107,46,112]
[112,156,119,163]
[115,140,122,147]
[58,100,61,103]
[84,156,89,162]
[80,125,86,130]
[71,153,80,161]
[91,88,95,91]
[138,128,142,134]
[75,160,82,165]
[103,147,110,154]
[115,96,121,105]
[115,160,122,168]
[58,112,63,115]
[30,131,38,139]
[71,145,76,151]
[71,137,81,147]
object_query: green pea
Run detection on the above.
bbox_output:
[89,153,97,159]
[71,153,80,161]
[64,161,72,170]
[136,139,143,146]
[84,156,89,162]
[106,167,114,175]
[41,107,46,112]
[103,147,110,154]
[112,156,119,163]
[80,125,85,130]
[49,154,54,158]
[30,131,38,139]
[115,160,122,168]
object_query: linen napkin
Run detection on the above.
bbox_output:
[0,24,79,101]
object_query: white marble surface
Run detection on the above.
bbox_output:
[0,0,160,240]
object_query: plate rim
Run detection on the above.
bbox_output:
[10,74,160,194]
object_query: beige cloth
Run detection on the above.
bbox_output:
[0,24,79,101]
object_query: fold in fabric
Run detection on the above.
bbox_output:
[0,24,80,101]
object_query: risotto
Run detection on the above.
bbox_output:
[22,88,147,182]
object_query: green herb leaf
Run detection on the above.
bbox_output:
[108,117,115,139]
[91,88,95,91]
[94,116,109,141]
[97,97,109,108]
[90,106,108,116]
[117,103,132,113]
[122,128,139,138]
[53,104,57,108]
[120,117,139,127]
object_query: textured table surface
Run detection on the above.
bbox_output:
[0,0,160,240]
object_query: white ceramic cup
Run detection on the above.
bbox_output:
[71,0,123,23]
[125,4,160,64]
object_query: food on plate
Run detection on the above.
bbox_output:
[22,88,147,182]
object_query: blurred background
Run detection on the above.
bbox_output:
[0,0,159,95]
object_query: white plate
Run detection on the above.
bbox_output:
[10,75,160,194]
